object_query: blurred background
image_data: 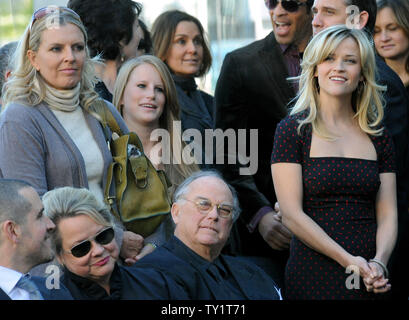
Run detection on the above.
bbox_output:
[0,0,273,94]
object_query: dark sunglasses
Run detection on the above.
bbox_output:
[69,227,115,258]
[265,0,308,12]
[29,6,80,31]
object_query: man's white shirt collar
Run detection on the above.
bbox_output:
[0,265,31,300]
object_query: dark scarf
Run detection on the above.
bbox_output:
[171,74,213,130]
[62,264,122,300]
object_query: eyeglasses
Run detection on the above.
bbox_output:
[265,0,308,12]
[29,6,80,31]
[68,227,115,258]
[183,198,234,219]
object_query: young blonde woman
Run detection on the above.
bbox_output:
[113,55,199,246]
[271,25,397,300]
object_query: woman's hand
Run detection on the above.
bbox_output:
[345,255,372,280]
[363,261,391,294]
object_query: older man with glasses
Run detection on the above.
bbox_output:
[136,170,281,300]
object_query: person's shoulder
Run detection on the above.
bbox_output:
[225,32,275,60]
[0,101,43,123]
[136,243,185,267]
[31,276,73,300]
[222,255,278,283]
[277,110,308,128]
[376,56,405,88]
[1,101,36,114]
[199,90,214,106]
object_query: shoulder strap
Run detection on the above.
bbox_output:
[90,99,123,137]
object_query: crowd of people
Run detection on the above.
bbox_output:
[0,0,408,301]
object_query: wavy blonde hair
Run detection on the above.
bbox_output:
[291,25,386,139]
[2,7,99,112]
[113,55,199,191]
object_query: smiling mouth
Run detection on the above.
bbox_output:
[200,226,217,232]
[94,256,110,266]
[381,45,394,50]
[329,76,347,82]
[60,69,77,74]
[140,104,157,109]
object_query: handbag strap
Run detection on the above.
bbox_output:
[90,99,123,138]
[89,99,122,214]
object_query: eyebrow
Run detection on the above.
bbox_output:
[195,196,233,205]
[313,5,338,11]
[36,207,44,218]
[46,41,85,46]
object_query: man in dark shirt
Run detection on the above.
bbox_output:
[312,0,409,300]
[137,170,281,300]
[213,0,313,290]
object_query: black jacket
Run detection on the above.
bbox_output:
[214,31,295,257]
[137,236,281,300]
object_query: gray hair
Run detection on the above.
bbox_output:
[173,170,241,222]
[42,187,114,255]
[0,41,18,98]
[0,179,33,225]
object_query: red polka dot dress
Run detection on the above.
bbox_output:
[271,113,396,300]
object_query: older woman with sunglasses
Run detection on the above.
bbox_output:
[43,187,189,300]
[0,7,145,270]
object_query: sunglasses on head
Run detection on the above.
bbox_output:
[29,6,80,31]
[265,0,308,12]
[69,227,115,258]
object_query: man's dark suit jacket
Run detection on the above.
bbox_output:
[0,276,73,300]
[376,56,409,216]
[377,57,409,299]
[214,31,294,261]
[136,236,281,300]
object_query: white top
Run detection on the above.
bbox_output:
[52,107,105,204]
[0,266,31,300]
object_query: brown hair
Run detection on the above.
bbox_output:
[151,10,212,77]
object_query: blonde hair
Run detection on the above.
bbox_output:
[43,187,114,255]
[113,55,199,191]
[2,7,99,112]
[291,25,385,139]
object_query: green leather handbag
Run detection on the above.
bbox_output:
[90,100,171,238]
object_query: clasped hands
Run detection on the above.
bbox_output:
[349,256,391,294]
[258,202,292,250]
[119,231,157,266]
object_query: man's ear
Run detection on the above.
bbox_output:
[1,220,22,244]
[358,11,369,30]
[27,49,40,71]
[170,202,180,226]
